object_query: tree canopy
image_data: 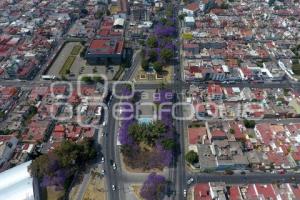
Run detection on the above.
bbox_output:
[146,36,158,48]
[160,48,173,63]
[128,121,166,146]
[185,150,199,164]
[29,140,96,188]
[140,173,167,200]
[243,119,256,128]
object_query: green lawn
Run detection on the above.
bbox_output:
[182,33,193,40]
[59,56,76,75]
[292,63,300,75]
[71,45,82,55]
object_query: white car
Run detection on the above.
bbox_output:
[183,189,187,197]
[187,178,194,185]
[101,169,105,175]
[112,163,117,170]
[112,185,116,191]
[101,157,105,163]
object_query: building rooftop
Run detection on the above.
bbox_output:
[88,38,124,55]
[0,161,34,200]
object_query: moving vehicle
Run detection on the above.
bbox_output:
[183,189,187,197]
[112,163,117,170]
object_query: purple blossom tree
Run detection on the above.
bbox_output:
[140,173,167,200]
[40,169,68,189]
[154,24,176,38]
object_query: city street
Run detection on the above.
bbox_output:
[188,172,300,185]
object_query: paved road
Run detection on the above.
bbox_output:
[103,49,144,200]
[173,3,187,199]
[196,118,300,124]
[103,97,119,200]
[188,173,300,185]
[2,79,300,91]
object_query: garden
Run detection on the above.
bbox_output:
[59,45,82,76]
[119,89,176,171]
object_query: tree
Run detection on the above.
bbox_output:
[229,128,235,134]
[93,76,104,83]
[220,3,229,9]
[81,76,93,83]
[128,121,166,146]
[146,36,158,48]
[29,154,59,178]
[243,119,256,129]
[80,47,87,57]
[153,61,163,73]
[160,18,167,25]
[61,75,67,81]
[160,48,173,63]
[95,10,103,19]
[268,0,276,6]
[29,140,96,188]
[142,59,149,71]
[0,111,5,118]
[148,50,158,62]
[81,9,88,15]
[55,140,96,168]
[179,13,187,21]
[185,150,199,164]
[0,129,12,135]
[161,139,176,150]
[224,169,234,175]
[140,173,167,200]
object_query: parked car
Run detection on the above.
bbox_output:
[187,178,194,185]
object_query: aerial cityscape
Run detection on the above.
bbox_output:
[0,0,300,199]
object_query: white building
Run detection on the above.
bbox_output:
[184,16,195,28]
[0,161,35,200]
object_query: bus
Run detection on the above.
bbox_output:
[41,75,56,80]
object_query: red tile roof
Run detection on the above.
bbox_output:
[194,184,212,200]
[208,84,223,95]
[255,123,273,144]
[255,184,277,200]
[194,103,206,113]
[89,39,124,55]
[54,124,65,133]
[267,152,290,166]
[292,147,300,161]
[211,129,226,138]
[188,127,207,145]
[229,186,242,200]
[229,122,245,140]
[291,184,300,199]
[186,2,199,12]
